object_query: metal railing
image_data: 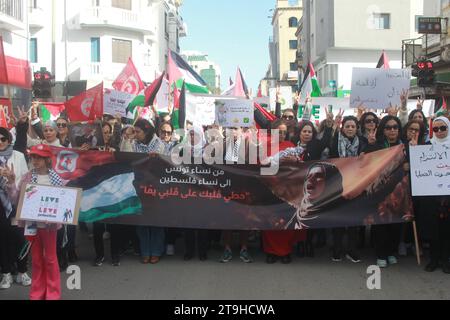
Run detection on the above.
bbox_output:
[0,0,23,22]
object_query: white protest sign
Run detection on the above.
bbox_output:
[104,89,136,117]
[186,94,220,126]
[269,87,293,111]
[215,98,255,128]
[410,144,450,196]
[350,68,411,109]
[155,78,170,113]
[17,184,82,225]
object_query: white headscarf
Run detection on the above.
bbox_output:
[187,125,206,158]
[431,116,450,145]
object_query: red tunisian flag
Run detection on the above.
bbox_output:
[0,98,14,129]
[65,83,104,122]
[50,146,116,181]
[0,36,32,89]
[112,58,145,95]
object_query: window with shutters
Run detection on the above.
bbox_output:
[112,39,132,64]
[111,0,131,10]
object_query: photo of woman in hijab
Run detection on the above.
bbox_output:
[285,162,344,230]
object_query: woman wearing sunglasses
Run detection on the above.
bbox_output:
[419,117,450,274]
[56,117,70,148]
[365,115,404,268]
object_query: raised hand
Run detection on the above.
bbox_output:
[324,106,334,127]
[276,86,281,103]
[16,106,29,124]
[387,103,400,117]
[417,97,424,110]
[368,128,377,145]
[334,109,345,129]
[400,89,409,110]
[3,163,16,185]
[409,132,419,146]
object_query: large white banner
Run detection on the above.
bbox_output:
[350,68,411,109]
[215,98,255,128]
[104,89,136,117]
[410,144,450,196]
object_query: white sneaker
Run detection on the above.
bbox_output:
[103,231,111,240]
[15,273,32,287]
[166,244,175,256]
[0,273,13,290]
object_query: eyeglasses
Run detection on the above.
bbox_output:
[44,129,55,133]
[160,130,172,136]
[433,126,448,133]
[365,119,377,124]
[0,137,8,143]
[282,115,295,121]
[57,123,67,128]
[384,125,399,131]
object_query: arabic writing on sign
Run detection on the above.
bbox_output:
[141,186,250,203]
[355,78,377,89]
[166,166,225,177]
[419,151,448,163]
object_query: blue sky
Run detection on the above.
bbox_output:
[180,0,274,92]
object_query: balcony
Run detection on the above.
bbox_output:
[28,6,45,29]
[0,0,25,30]
[79,6,155,35]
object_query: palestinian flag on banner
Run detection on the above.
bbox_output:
[67,162,142,223]
[168,50,209,94]
[39,102,65,122]
[376,51,391,69]
[300,63,322,101]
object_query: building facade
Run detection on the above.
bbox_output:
[27,0,186,99]
[298,0,423,96]
[182,50,221,94]
[268,0,302,90]
[0,0,30,106]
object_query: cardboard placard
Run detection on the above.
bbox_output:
[350,68,411,109]
[17,184,82,225]
[103,89,136,117]
[215,98,255,128]
[410,144,450,196]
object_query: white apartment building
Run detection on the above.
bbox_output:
[28,0,186,92]
[299,0,424,96]
[181,50,221,93]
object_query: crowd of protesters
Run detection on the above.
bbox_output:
[0,91,449,300]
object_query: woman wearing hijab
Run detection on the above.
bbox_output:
[421,116,450,273]
[181,126,212,261]
[0,127,30,290]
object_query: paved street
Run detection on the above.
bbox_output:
[1,229,449,300]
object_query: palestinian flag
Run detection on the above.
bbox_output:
[376,51,391,69]
[125,91,146,122]
[39,103,65,122]
[300,63,322,101]
[67,162,142,223]
[435,97,448,117]
[168,50,209,94]
[172,81,186,130]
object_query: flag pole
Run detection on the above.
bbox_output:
[413,221,421,266]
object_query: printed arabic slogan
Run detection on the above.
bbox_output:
[410,144,450,196]
[83,144,413,230]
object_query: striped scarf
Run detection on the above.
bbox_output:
[30,169,64,187]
